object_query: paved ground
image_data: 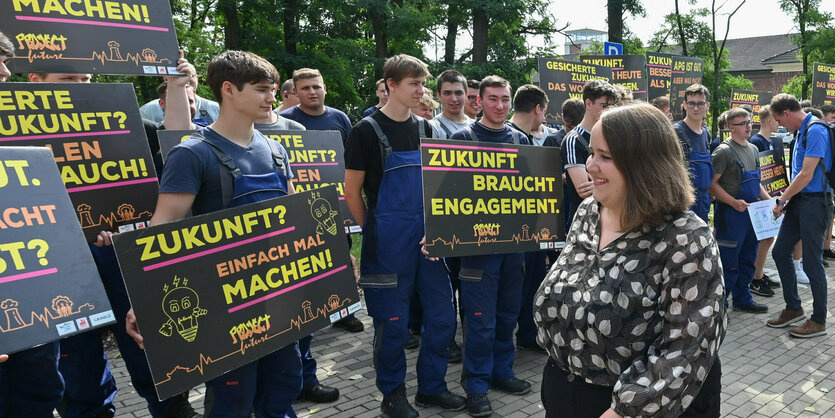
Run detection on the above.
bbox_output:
[94,262,835,417]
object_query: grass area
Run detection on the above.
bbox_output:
[349,233,362,268]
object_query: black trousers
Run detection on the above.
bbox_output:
[541,357,722,418]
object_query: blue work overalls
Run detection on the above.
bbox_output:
[0,342,63,417]
[458,126,525,395]
[359,116,455,397]
[715,141,761,307]
[690,148,714,223]
[200,135,303,418]
[676,123,714,223]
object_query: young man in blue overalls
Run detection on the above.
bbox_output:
[126,50,302,417]
[344,54,465,418]
[673,84,713,223]
[709,107,772,313]
[449,76,532,417]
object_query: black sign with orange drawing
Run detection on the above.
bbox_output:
[537,58,612,125]
[421,139,564,258]
[730,89,772,133]
[112,186,359,400]
[158,129,359,233]
[645,51,673,101]
[580,55,648,102]
[759,149,789,197]
[1,0,180,76]
[811,62,835,107]
[0,83,159,242]
[0,146,115,354]
[669,56,704,121]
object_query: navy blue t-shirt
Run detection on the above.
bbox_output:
[673,120,710,155]
[748,133,771,152]
[449,121,530,145]
[362,105,379,117]
[279,106,353,143]
[160,127,293,216]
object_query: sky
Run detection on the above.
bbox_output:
[535,0,835,51]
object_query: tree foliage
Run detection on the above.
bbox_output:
[780,0,833,99]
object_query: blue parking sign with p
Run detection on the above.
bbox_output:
[604,42,623,55]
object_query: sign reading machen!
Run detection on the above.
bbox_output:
[2,0,181,75]
[112,186,360,400]
[580,55,648,102]
[0,147,115,354]
[0,83,159,242]
[158,129,359,233]
[421,139,564,258]
[537,58,612,125]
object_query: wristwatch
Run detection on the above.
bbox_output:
[776,199,788,207]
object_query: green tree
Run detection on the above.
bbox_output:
[780,0,833,99]
[606,0,645,44]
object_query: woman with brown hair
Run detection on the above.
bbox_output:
[534,102,726,417]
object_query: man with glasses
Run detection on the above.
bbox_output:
[561,79,617,228]
[709,107,771,313]
[277,79,299,112]
[464,79,482,120]
[674,84,713,223]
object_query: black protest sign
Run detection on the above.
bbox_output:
[669,56,704,121]
[158,129,359,233]
[0,147,115,354]
[811,62,835,107]
[2,0,180,76]
[580,55,648,101]
[759,150,789,197]
[646,52,673,100]
[537,58,612,125]
[112,186,359,400]
[730,89,772,132]
[262,130,358,233]
[421,138,564,258]
[0,83,159,242]
[157,130,194,162]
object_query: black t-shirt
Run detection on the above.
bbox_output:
[344,111,432,210]
[560,126,591,212]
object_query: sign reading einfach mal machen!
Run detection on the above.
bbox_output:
[421,138,564,258]
[2,0,181,75]
[0,146,115,354]
[112,186,359,400]
[0,83,159,242]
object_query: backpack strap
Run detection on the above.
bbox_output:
[264,136,287,173]
[362,115,393,169]
[437,118,455,137]
[801,120,833,194]
[416,115,426,139]
[722,139,751,186]
[510,129,523,145]
[465,126,478,142]
[197,134,239,209]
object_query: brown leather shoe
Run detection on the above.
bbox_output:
[766,309,806,328]
[789,320,826,338]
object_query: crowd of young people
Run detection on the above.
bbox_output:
[1,26,833,417]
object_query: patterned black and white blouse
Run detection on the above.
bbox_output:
[533,198,727,417]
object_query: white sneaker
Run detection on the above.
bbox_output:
[796,265,810,284]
